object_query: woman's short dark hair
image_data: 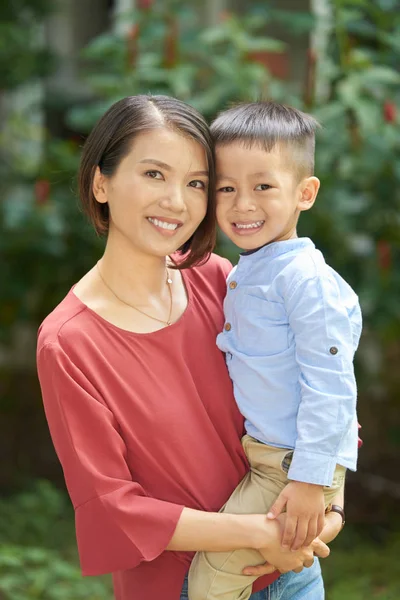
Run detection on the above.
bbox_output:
[79,95,216,269]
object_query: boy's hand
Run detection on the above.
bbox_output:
[267,481,325,550]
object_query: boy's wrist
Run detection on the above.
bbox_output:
[289,479,324,488]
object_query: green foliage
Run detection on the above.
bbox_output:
[303,0,400,341]
[0,0,54,89]
[0,482,112,600]
[67,2,286,131]
[323,528,400,599]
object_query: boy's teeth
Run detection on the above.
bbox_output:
[148,217,178,230]
[235,221,264,229]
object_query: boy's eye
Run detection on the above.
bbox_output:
[217,186,235,193]
[145,170,163,179]
[255,184,271,191]
[188,180,207,189]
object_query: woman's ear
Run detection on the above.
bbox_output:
[93,166,108,204]
[297,176,320,212]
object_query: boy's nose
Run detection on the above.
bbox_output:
[233,193,256,213]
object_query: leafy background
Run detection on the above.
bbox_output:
[1,0,399,598]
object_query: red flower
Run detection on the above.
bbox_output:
[377,240,391,271]
[220,11,232,22]
[35,179,50,206]
[127,24,139,67]
[164,18,178,68]
[137,0,153,9]
[383,101,396,123]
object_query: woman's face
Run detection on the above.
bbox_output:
[94,127,209,258]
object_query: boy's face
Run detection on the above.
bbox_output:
[215,142,319,251]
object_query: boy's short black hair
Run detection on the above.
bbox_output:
[210,101,320,179]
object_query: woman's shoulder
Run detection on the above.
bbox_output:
[37,289,92,353]
[186,252,233,281]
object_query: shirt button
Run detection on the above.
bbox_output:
[329,346,338,355]
[224,322,232,332]
[229,281,237,290]
[226,352,232,360]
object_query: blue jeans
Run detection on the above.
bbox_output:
[180,558,324,600]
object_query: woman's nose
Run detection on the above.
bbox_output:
[159,187,186,212]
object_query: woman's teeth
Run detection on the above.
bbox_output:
[148,217,179,231]
[235,221,264,229]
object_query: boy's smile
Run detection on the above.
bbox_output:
[215,142,319,250]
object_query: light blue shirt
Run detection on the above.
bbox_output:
[217,238,362,486]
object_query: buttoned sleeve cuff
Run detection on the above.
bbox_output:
[287,448,338,487]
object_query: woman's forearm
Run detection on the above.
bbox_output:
[166,507,278,552]
[319,486,345,544]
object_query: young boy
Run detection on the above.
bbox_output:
[188,102,362,600]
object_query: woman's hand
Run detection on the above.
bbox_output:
[242,517,329,576]
[242,515,330,577]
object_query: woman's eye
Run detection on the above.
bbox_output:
[255,184,271,191]
[217,186,235,193]
[145,170,163,179]
[188,180,207,189]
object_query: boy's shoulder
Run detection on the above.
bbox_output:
[276,247,358,306]
[277,245,357,300]
[278,246,326,286]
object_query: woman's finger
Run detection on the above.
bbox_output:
[311,538,330,558]
[242,562,277,576]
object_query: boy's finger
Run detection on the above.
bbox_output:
[267,494,287,519]
[303,518,318,548]
[291,519,308,550]
[282,515,297,548]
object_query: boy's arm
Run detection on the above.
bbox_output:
[284,272,360,487]
[268,273,360,550]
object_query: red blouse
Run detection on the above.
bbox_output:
[37,254,278,600]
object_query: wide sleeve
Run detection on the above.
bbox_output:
[37,342,184,576]
[284,275,359,486]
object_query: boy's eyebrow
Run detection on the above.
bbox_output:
[140,158,208,177]
[250,171,275,178]
[216,174,236,181]
[216,171,275,181]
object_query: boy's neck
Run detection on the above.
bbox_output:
[241,232,298,256]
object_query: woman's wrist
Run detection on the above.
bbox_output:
[318,510,343,544]
[246,514,281,551]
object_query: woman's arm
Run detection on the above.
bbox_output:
[168,507,329,575]
[319,487,345,545]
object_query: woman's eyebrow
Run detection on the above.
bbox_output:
[139,159,208,177]
[139,158,172,170]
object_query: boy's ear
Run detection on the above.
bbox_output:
[297,176,320,212]
[93,166,108,204]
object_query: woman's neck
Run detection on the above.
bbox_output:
[100,231,169,301]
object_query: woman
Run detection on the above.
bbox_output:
[37,95,343,600]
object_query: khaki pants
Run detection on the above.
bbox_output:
[188,435,345,600]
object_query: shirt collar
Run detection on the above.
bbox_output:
[238,237,315,264]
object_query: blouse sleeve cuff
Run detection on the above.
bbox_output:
[75,488,185,576]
